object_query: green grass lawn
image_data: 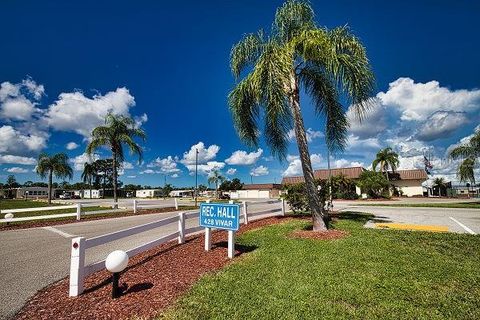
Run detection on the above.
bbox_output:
[357,201,480,209]
[160,213,480,320]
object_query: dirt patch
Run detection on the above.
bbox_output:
[289,229,349,240]
[0,207,194,232]
[14,216,291,320]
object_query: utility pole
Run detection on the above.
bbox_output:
[195,148,198,207]
[250,175,253,184]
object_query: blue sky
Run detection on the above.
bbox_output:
[1,0,479,187]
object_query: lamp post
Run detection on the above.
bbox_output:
[105,250,129,298]
[195,148,199,207]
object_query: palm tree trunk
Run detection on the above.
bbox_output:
[112,152,118,208]
[48,170,53,205]
[289,74,327,231]
[89,177,92,199]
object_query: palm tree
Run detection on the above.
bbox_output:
[228,0,374,230]
[208,170,225,199]
[372,147,400,181]
[81,162,96,199]
[36,153,73,204]
[457,158,475,185]
[432,177,448,197]
[86,114,146,206]
[449,129,480,186]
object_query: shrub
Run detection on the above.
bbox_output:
[357,170,389,198]
[283,180,328,214]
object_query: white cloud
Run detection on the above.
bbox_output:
[0,155,36,165]
[347,102,388,139]
[180,142,220,165]
[44,87,137,137]
[66,142,79,150]
[4,167,29,173]
[282,154,322,177]
[377,77,480,121]
[415,111,469,141]
[127,175,137,178]
[225,148,263,165]
[171,173,179,178]
[287,128,323,142]
[185,161,225,175]
[333,159,364,168]
[0,97,36,121]
[250,165,269,177]
[0,78,44,121]
[70,153,100,171]
[226,168,237,175]
[147,156,181,173]
[0,125,47,156]
[140,169,156,174]
[122,161,134,169]
[346,135,381,151]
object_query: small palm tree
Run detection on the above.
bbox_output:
[36,153,73,204]
[81,162,96,199]
[208,170,225,199]
[433,177,448,197]
[86,114,146,206]
[449,129,479,186]
[372,147,400,181]
[228,0,374,231]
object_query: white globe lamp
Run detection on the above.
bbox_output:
[105,250,129,298]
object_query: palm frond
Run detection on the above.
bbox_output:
[273,0,315,43]
[231,31,265,79]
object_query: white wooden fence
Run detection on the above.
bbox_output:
[0,198,187,224]
[69,199,286,296]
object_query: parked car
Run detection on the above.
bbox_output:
[59,192,73,199]
[219,194,230,200]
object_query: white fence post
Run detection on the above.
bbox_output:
[204,228,211,251]
[242,201,248,225]
[174,198,178,210]
[76,203,82,220]
[281,198,286,216]
[69,237,86,297]
[178,211,185,244]
[133,199,137,214]
[228,230,235,259]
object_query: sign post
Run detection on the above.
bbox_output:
[199,202,240,259]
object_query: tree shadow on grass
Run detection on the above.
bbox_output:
[333,211,391,224]
[213,241,257,257]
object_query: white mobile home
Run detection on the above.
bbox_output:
[136,189,162,198]
[82,189,101,199]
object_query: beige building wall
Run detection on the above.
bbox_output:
[391,180,424,197]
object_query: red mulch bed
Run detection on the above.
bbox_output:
[14,216,293,320]
[289,229,349,240]
[0,207,191,231]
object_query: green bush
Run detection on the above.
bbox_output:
[357,170,389,198]
[283,180,328,213]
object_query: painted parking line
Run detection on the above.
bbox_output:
[42,226,76,238]
[374,223,448,233]
[449,217,476,235]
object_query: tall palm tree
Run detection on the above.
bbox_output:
[372,147,400,181]
[86,114,146,206]
[81,162,96,199]
[449,129,480,186]
[228,0,374,230]
[208,170,225,199]
[36,153,73,204]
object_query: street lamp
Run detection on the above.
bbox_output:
[105,250,129,298]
